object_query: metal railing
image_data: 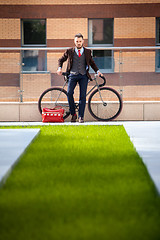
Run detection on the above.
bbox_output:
[0,46,160,102]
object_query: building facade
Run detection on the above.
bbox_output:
[0,0,160,103]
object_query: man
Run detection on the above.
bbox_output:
[57,33,102,123]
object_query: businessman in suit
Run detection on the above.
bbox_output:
[57,33,102,123]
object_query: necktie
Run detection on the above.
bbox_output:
[78,49,81,57]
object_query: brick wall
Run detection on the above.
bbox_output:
[0,19,20,39]
[114,51,155,73]
[0,86,19,101]
[22,74,51,101]
[114,17,155,39]
[0,1,160,102]
[0,0,160,4]
[47,18,88,40]
[0,53,20,73]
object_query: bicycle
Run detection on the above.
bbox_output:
[38,73,123,121]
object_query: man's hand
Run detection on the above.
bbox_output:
[98,71,103,77]
[57,69,62,75]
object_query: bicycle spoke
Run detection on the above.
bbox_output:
[88,87,122,121]
[38,87,70,120]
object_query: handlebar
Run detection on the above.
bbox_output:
[62,72,106,87]
[62,72,69,82]
[98,75,106,87]
[62,72,69,77]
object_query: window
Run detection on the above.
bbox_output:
[156,18,160,45]
[21,19,47,72]
[88,19,114,73]
[156,18,160,72]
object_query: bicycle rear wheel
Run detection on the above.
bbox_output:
[88,87,122,121]
[38,87,70,120]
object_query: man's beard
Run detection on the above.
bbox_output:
[77,44,83,49]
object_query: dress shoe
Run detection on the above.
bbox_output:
[71,114,77,122]
[79,117,84,123]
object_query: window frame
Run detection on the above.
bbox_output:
[156,17,160,72]
[21,19,46,47]
[88,18,114,73]
[21,19,48,73]
[156,18,160,45]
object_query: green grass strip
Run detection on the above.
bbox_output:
[0,125,160,240]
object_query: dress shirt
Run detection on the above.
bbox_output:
[75,47,84,56]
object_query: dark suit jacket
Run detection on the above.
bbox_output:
[58,47,99,79]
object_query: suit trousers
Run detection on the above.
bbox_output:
[67,73,88,118]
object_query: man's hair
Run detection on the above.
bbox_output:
[74,33,83,39]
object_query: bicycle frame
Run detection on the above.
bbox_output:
[54,80,68,103]
[86,75,106,104]
[55,74,106,103]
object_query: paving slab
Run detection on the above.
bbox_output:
[0,121,120,126]
[123,122,160,194]
[0,129,40,185]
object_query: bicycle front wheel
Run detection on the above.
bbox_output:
[88,87,122,121]
[38,87,70,120]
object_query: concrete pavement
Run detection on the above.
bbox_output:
[0,129,40,185]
